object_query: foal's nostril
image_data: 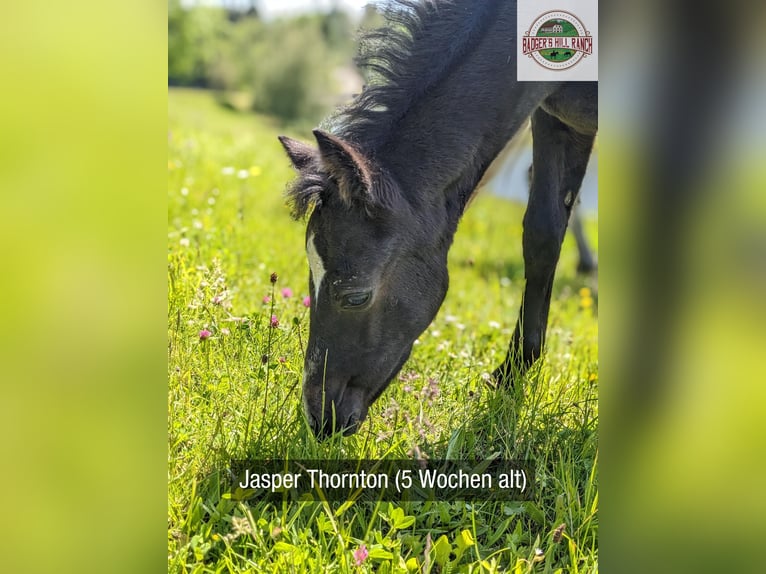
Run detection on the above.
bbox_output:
[344,411,359,429]
[342,416,360,436]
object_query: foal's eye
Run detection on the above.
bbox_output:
[341,291,371,309]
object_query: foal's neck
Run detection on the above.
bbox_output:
[363,5,555,233]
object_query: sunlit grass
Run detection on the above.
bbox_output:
[168,88,598,573]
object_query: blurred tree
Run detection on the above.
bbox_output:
[224,0,260,23]
[168,1,229,86]
[249,17,332,125]
[168,0,194,84]
[321,8,354,53]
[168,1,356,126]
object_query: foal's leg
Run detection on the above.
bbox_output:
[528,163,596,274]
[494,107,595,384]
[570,205,597,274]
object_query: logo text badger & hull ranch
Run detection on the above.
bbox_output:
[522,11,593,71]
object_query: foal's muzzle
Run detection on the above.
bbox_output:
[303,381,368,439]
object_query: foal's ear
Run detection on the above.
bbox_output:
[312,130,373,204]
[278,135,316,171]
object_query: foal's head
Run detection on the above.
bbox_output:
[280,130,449,438]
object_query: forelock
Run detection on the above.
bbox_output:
[284,158,407,220]
[285,170,326,220]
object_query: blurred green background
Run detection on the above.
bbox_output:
[168,0,374,131]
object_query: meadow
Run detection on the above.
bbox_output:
[168,88,598,573]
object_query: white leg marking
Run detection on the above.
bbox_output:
[306,233,326,301]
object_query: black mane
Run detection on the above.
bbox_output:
[336,0,502,150]
[285,0,502,218]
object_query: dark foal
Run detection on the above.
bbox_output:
[279,0,597,438]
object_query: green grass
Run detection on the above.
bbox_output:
[168,88,598,573]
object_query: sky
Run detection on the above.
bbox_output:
[260,0,368,18]
[188,0,370,19]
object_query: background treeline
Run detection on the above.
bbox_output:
[168,0,376,126]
